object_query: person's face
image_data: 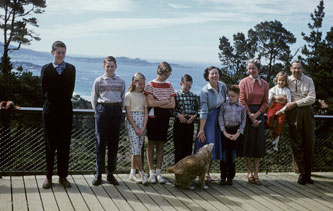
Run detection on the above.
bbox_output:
[208,68,220,83]
[290,62,303,79]
[51,47,66,64]
[104,61,117,76]
[134,78,146,92]
[180,81,192,93]
[247,63,259,78]
[228,91,238,103]
[277,76,286,88]
[158,71,171,81]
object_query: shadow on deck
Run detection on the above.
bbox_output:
[1,172,333,211]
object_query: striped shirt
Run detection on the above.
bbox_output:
[91,74,125,110]
[218,102,246,134]
[144,80,176,101]
[174,91,200,116]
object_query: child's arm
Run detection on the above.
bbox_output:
[147,94,169,107]
[159,96,175,109]
[125,106,140,135]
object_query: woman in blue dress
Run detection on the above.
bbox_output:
[194,66,227,181]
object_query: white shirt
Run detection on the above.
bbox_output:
[268,85,291,112]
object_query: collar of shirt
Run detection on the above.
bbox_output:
[250,75,262,86]
[290,73,304,82]
[52,61,65,68]
[207,81,223,93]
[102,73,117,79]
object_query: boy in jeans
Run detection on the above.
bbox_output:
[218,85,246,185]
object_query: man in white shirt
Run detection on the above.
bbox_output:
[285,60,316,185]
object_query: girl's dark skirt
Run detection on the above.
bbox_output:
[147,107,171,142]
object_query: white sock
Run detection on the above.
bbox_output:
[140,170,145,176]
[156,169,162,175]
[149,169,155,175]
[130,168,136,175]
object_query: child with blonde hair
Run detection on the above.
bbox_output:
[125,72,149,185]
[267,71,291,151]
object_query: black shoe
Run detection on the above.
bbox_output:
[297,174,306,185]
[107,174,119,186]
[59,177,72,188]
[226,178,233,185]
[219,178,226,185]
[305,175,314,184]
[92,174,102,186]
[42,178,52,189]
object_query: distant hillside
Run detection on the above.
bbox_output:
[1,42,189,68]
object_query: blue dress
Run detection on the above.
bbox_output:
[193,81,227,160]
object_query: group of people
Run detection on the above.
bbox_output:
[40,40,316,190]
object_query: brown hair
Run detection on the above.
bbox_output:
[274,71,288,86]
[228,85,240,95]
[157,61,172,75]
[129,72,146,92]
[181,74,193,83]
[104,56,117,66]
[203,66,222,81]
[247,58,261,70]
[52,41,66,51]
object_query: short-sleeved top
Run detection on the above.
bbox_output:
[144,79,176,101]
[124,92,147,112]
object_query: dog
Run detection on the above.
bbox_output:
[166,143,214,190]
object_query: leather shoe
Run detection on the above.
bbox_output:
[107,174,119,186]
[305,175,314,184]
[219,178,226,185]
[42,178,52,189]
[226,178,233,185]
[59,177,71,188]
[92,174,102,186]
[297,174,306,185]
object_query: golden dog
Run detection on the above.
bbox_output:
[167,143,214,189]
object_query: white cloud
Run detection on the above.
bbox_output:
[46,0,135,13]
[168,3,191,9]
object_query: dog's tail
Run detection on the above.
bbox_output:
[166,166,183,174]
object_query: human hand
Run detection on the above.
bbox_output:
[177,114,187,123]
[223,131,232,140]
[275,110,283,116]
[5,101,14,109]
[187,115,196,124]
[252,120,259,128]
[275,95,287,104]
[197,130,206,142]
[248,113,256,122]
[285,102,297,111]
[230,132,240,141]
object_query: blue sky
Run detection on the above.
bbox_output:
[25,0,333,64]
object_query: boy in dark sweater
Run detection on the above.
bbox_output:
[41,41,76,189]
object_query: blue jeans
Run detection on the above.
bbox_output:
[95,104,123,174]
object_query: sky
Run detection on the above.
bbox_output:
[20,0,333,64]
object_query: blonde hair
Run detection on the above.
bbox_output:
[274,71,288,86]
[129,72,146,92]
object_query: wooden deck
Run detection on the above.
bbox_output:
[1,172,332,211]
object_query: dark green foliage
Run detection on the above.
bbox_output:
[218,20,296,87]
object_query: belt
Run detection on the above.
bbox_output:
[99,102,121,106]
[225,125,239,130]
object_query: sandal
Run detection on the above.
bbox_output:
[248,175,255,184]
[254,177,261,185]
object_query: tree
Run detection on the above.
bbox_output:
[300,0,333,114]
[218,20,296,86]
[0,0,46,74]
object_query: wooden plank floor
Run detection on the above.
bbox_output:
[0,172,332,211]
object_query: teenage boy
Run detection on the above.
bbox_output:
[41,41,76,189]
[91,56,125,186]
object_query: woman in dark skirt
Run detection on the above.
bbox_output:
[239,59,269,185]
[144,61,176,184]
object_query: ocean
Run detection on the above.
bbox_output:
[13,57,211,100]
